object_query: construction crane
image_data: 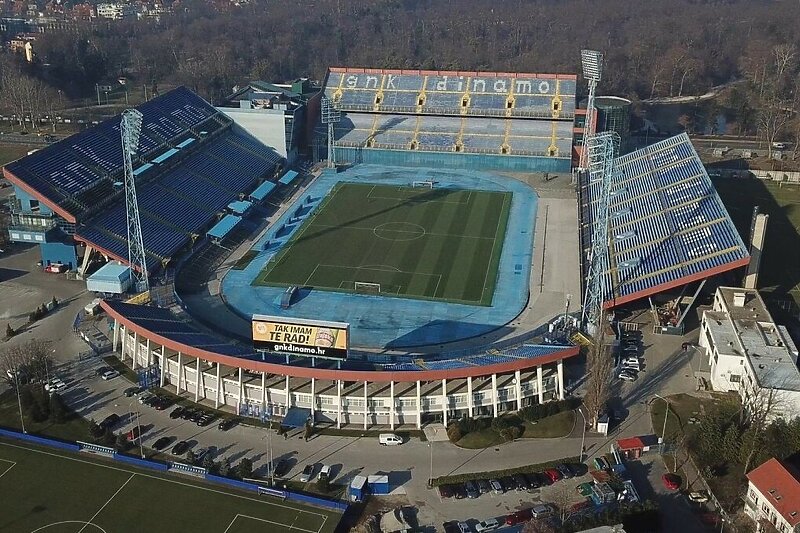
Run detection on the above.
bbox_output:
[121,108,148,293]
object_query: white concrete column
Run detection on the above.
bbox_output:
[363,381,369,430]
[537,366,544,404]
[441,379,447,427]
[120,325,126,359]
[467,377,474,418]
[285,375,291,411]
[261,372,267,415]
[237,367,244,413]
[515,369,523,411]
[176,351,182,394]
[112,320,120,352]
[389,381,395,430]
[310,378,316,424]
[146,339,152,367]
[215,362,221,408]
[195,358,201,402]
[159,346,166,387]
[336,380,342,429]
[557,360,565,400]
[416,381,422,429]
[132,331,139,370]
[491,374,498,418]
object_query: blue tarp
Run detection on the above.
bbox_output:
[133,163,153,176]
[152,148,180,164]
[176,138,196,148]
[278,170,299,185]
[207,214,241,240]
[227,200,252,215]
[282,407,311,428]
[249,181,277,201]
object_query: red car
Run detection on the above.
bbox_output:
[662,473,681,491]
[505,508,533,525]
[544,468,562,483]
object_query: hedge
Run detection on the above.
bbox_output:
[431,455,581,487]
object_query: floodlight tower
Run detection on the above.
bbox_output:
[578,49,604,171]
[321,96,341,169]
[121,108,149,292]
[580,131,620,334]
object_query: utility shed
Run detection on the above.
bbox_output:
[86,263,132,294]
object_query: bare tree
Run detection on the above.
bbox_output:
[0,339,53,386]
[758,99,791,158]
[548,481,575,525]
[739,381,785,472]
[583,328,613,428]
[522,518,558,533]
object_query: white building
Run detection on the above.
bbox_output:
[95,3,137,20]
[699,287,800,421]
[745,458,800,533]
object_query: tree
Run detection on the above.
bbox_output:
[549,482,575,525]
[5,324,14,339]
[48,392,67,423]
[202,452,216,473]
[522,519,558,533]
[101,427,116,447]
[219,457,232,477]
[185,450,197,465]
[0,339,53,386]
[739,382,785,472]
[88,419,101,439]
[237,457,253,480]
[303,421,313,442]
[115,433,130,452]
[583,329,613,428]
[758,99,791,159]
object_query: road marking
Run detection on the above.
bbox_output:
[78,473,135,533]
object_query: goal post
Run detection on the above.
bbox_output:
[354,281,381,294]
[411,180,434,188]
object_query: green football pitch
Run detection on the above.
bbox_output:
[254,183,512,306]
[0,439,340,533]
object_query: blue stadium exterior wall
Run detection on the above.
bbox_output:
[40,241,78,270]
[334,147,571,173]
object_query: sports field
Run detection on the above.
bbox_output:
[254,183,511,306]
[0,439,340,533]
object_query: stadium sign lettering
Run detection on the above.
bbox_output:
[343,74,551,94]
[252,316,350,361]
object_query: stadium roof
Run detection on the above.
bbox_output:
[102,300,579,381]
[579,133,750,307]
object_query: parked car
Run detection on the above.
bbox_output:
[505,508,533,525]
[124,386,143,397]
[442,521,461,533]
[622,359,641,372]
[197,414,215,427]
[126,425,141,440]
[475,518,501,532]
[171,440,190,456]
[452,484,467,499]
[95,366,112,376]
[556,464,574,479]
[476,478,491,494]
[45,377,67,393]
[153,436,172,450]
[138,392,154,405]
[464,480,480,498]
[181,408,196,420]
[438,485,455,499]
[99,413,120,430]
[378,433,403,446]
[618,370,637,381]
[531,504,553,519]
[100,369,119,380]
[512,473,530,491]
[152,397,171,410]
[524,472,542,489]
[170,407,185,419]
[543,469,562,483]
[190,410,206,423]
[688,490,709,502]
[272,458,290,478]
[500,476,515,492]
[218,418,238,431]
[299,464,315,482]
[662,473,682,491]
[318,464,332,482]
[193,447,210,464]
[489,479,503,494]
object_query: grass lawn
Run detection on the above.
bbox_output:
[0,389,91,443]
[0,439,341,533]
[457,411,576,449]
[255,182,511,305]
[712,178,800,307]
[0,143,39,167]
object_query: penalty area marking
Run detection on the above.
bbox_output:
[32,522,107,533]
[0,457,16,480]
[223,513,324,533]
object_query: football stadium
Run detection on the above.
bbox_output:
[3,64,749,430]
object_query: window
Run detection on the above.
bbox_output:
[730,374,741,383]
[29,199,39,212]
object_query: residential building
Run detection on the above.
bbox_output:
[699,287,800,421]
[745,458,800,532]
[95,3,136,20]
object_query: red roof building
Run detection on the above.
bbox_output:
[745,458,800,532]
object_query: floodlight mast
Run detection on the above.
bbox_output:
[578,50,604,171]
[121,108,149,292]
[320,97,341,169]
[580,131,620,335]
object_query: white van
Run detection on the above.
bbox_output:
[772,142,788,150]
[379,433,403,446]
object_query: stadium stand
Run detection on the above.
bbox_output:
[5,87,284,272]
[322,68,576,170]
[579,133,750,306]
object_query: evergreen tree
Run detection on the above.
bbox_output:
[5,323,14,338]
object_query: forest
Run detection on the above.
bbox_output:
[1,0,800,136]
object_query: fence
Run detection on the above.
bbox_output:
[0,426,347,513]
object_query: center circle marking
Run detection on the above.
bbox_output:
[373,222,426,241]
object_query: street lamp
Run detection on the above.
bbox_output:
[651,394,670,456]
[128,400,144,458]
[13,366,26,434]
[577,407,587,462]
[427,443,434,488]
